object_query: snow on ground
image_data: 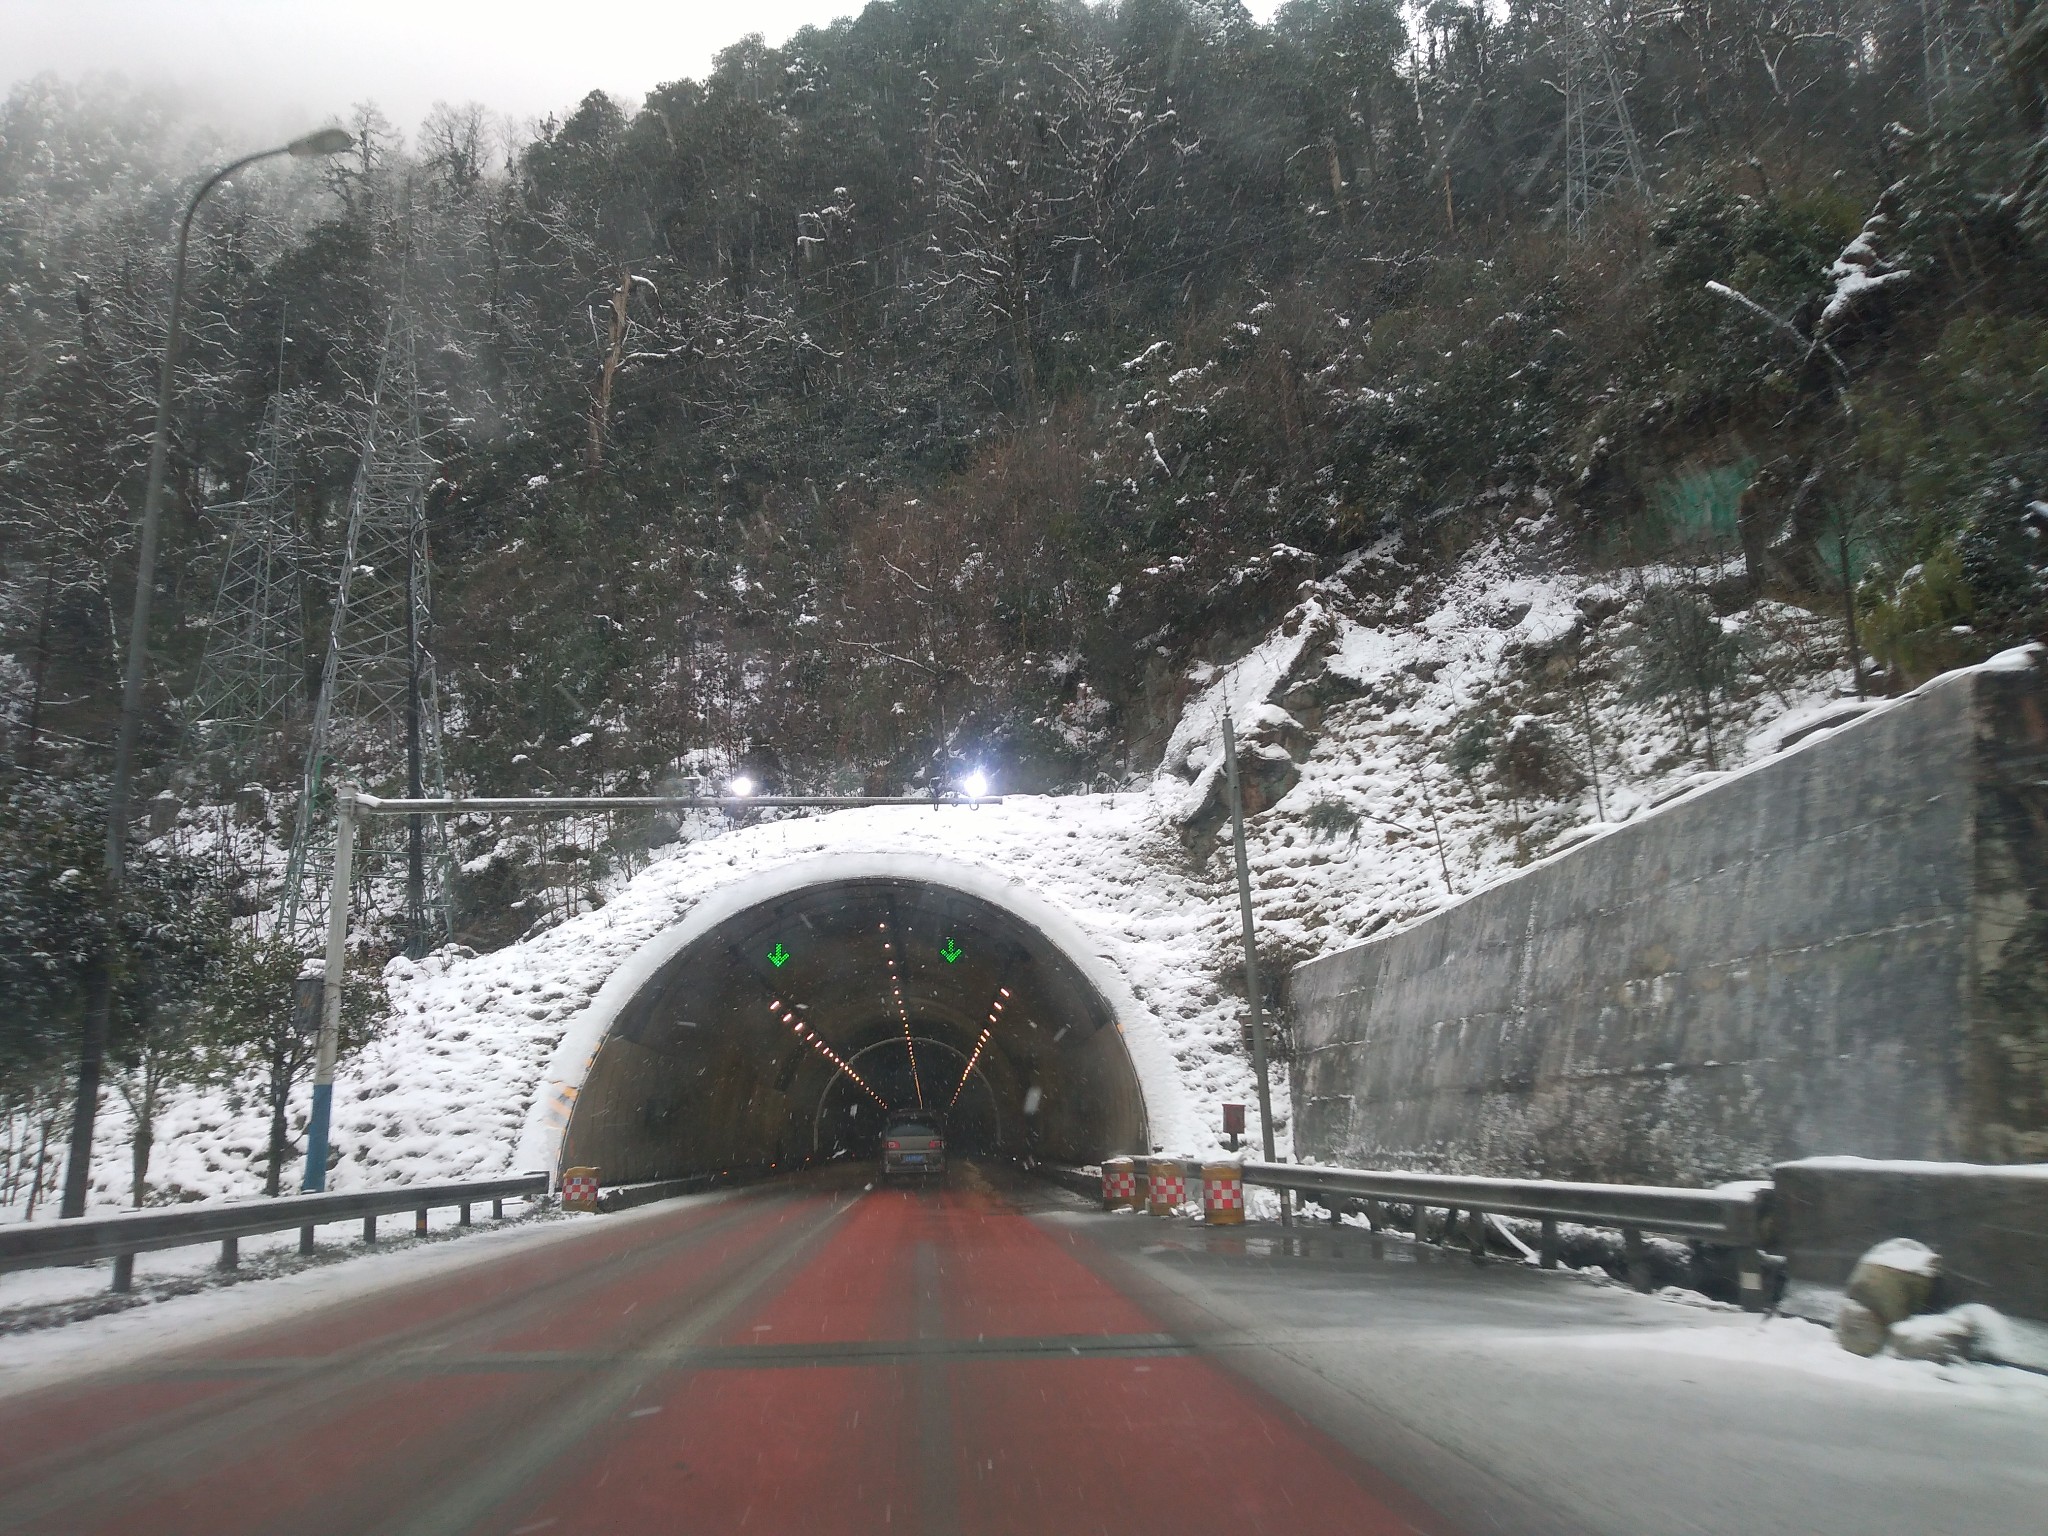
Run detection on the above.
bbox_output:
[46,530,1882,1212]
[1512,1308,2048,1405]
[0,1197,693,1402]
[0,1196,555,1340]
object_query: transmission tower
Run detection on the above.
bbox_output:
[181,386,305,779]
[1561,0,1649,238]
[281,307,454,954]
[1921,0,1997,118]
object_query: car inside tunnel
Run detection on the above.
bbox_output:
[557,877,1149,1182]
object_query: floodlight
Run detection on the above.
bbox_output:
[288,128,355,157]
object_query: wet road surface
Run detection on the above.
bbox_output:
[3,1163,2044,1536]
[0,1166,1445,1536]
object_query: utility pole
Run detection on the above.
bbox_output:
[1222,712,1286,1224]
[404,506,426,954]
[303,783,358,1191]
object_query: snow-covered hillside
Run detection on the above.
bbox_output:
[65,530,1876,1209]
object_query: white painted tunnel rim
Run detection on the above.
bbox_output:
[515,851,1179,1177]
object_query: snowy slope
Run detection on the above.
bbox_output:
[60,530,1895,1211]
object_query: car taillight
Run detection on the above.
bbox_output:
[886,1140,899,1150]
[931,1139,944,1150]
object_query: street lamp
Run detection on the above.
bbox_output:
[728,775,756,798]
[60,127,353,1220]
[960,768,990,800]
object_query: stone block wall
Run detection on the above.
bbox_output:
[1288,652,2048,1185]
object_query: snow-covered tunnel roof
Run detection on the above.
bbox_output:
[301,797,1252,1189]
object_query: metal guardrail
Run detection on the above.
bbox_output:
[0,1173,549,1294]
[1061,1157,1773,1310]
[1241,1161,1765,1243]
[1246,1160,1770,1308]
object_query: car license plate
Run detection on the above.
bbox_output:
[900,1154,924,1164]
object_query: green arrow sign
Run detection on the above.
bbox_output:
[768,943,790,968]
[940,938,963,963]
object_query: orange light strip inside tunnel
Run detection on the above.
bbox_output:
[879,920,924,1109]
[771,997,888,1108]
[947,983,1009,1110]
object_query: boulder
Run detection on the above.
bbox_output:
[1846,1237,1939,1325]
[1834,1297,1889,1357]
[1888,1307,1981,1364]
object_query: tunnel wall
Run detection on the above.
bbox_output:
[1288,652,2048,1185]
[517,853,1174,1178]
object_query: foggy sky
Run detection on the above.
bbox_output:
[4,1,1288,149]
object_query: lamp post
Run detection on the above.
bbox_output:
[60,128,353,1220]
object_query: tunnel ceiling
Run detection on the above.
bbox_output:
[560,878,1148,1182]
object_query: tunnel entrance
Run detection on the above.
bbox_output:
[554,875,1149,1182]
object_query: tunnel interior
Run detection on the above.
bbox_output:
[558,878,1149,1181]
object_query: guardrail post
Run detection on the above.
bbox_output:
[1442,1206,1457,1246]
[1467,1209,1487,1262]
[1738,1247,1767,1312]
[111,1253,134,1293]
[491,1197,503,1220]
[415,1206,428,1236]
[299,1224,315,1256]
[459,1202,471,1226]
[363,1214,377,1245]
[1624,1226,1649,1290]
[218,1235,238,1271]
[1539,1217,1559,1269]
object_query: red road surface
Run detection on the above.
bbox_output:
[0,1167,1456,1536]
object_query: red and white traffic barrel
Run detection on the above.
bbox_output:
[1202,1161,1245,1225]
[1101,1156,1137,1210]
[1146,1156,1186,1216]
[560,1166,600,1212]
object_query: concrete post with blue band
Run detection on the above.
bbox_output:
[302,783,357,1192]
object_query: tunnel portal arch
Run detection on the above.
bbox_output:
[519,855,1157,1183]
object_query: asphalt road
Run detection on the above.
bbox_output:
[0,1163,2041,1535]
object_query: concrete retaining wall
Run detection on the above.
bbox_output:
[1288,653,2048,1185]
[1773,1158,2048,1323]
